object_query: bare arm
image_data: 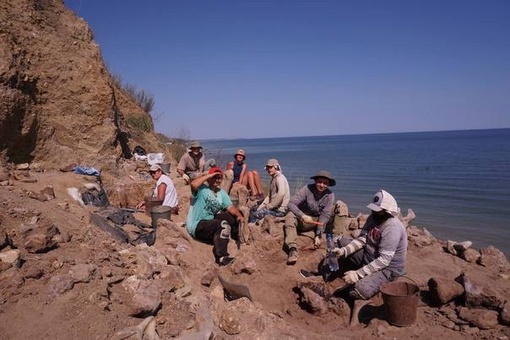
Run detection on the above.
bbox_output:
[190,172,216,193]
[155,183,167,201]
[227,205,246,224]
[239,163,247,184]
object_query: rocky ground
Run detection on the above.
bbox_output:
[0,1,509,338]
[0,160,509,340]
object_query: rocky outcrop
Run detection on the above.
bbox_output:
[0,0,162,169]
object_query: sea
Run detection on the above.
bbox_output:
[200,128,510,257]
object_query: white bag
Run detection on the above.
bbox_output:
[146,153,165,166]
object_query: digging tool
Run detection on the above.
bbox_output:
[218,274,253,302]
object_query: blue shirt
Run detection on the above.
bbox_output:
[186,184,232,237]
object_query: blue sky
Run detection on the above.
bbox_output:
[64,0,510,140]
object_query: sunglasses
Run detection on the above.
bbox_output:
[149,171,157,175]
[265,165,275,170]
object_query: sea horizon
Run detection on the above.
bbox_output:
[200,127,510,257]
[199,127,510,143]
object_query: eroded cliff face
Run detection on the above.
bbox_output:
[0,0,160,169]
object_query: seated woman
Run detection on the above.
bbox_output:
[226,149,264,202]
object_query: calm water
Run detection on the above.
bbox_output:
[201,128,510,256]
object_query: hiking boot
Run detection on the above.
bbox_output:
[287,248,298,265]
[299,269,317,278]
[217,256,235,266]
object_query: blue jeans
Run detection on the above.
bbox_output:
[249,207,285,223]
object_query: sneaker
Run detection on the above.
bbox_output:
[287,248,298,265]
[217,256,235,266]
[299,269,317,278]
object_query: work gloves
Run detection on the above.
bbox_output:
[343,270,361,284]
[332,247,346,257]
[302,214,314,224]
[182,173,191,184]
[313,236,321,249]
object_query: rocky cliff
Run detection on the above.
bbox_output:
[0,0,161,168]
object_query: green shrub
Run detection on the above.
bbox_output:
[126,115,153,133]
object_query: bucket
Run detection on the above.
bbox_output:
[160,162,170,173]
[380,277,420,327]
[144,196,163,216]
[151,205,171,228]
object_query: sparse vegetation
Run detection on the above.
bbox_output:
[111,73,155,113]
[126,115,153,133]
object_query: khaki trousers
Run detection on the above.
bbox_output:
[284,211,318,249]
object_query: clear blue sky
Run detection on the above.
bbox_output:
[64,0,510,140]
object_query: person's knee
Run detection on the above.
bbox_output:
[219,221,231,239]
[285,212,297,226]
[353,280,379,300]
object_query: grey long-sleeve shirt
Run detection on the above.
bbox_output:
[287,184,335,229]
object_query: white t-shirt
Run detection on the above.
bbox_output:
[153,174,178,207]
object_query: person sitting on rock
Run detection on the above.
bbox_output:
[136,164,179,214]
[225,149,264,202]
[284,170,336,265]
[332,189,407,300]
[248,158,290,224]
[185,167,246,266]
[177,141,215,184]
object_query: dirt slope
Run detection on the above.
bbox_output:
[0,1,509,339]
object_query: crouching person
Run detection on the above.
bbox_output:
[186,167,246,266]
[333,189,407,300]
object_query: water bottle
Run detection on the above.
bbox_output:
[326,233,339,272]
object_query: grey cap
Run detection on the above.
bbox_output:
[189,141,203,149]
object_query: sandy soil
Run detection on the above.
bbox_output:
[0,163,508,340]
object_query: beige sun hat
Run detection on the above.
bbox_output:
[310,170,336,187]
[235,149,246,159]
[149,164,162,172]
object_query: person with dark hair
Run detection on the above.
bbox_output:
[332,189,407,300]
[284,170,336,265]
[249,158,290,223]
[185,167,246,265]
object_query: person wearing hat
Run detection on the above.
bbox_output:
[185,166,246,266]
[225,149,264,201]
[331,189,407,300]
[177,141,215,184]
[284,170,336,265]
[248,158,290,223]
[135,164,179,214]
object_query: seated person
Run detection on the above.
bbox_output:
[284,170,336,265]
[249,158,290,223]
[226,149,264,201]
[331,189,407,300]
[136,164,179,214]
[177,141,215,184]
[185,167,246,266]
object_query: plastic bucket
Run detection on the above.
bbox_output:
[380,277,420,327]
[160,163,170,173]
[151,205,171,228]
[144,196,163,216]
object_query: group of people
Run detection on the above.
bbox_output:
[139,141,408,302]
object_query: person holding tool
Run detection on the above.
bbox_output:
[283,170,336,265]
